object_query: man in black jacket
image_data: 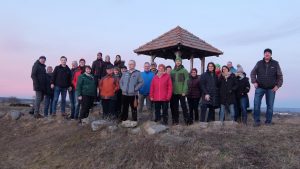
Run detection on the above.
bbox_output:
[251,48,283,126]
[31,56,47,118]
[92,52,104,81]
[51,56,72,117]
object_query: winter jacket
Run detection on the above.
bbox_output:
[251,58,283,89]
[236,74,250,99]
[170,65,189,95]
[92,58,104,79]
[187,75,201,98]
[31,60,47,92]
[219,73,238,105]
[51,65,72,88]
[149,73,172,101]
[200,71,220,107]
[119,69,144,96]
[99,74,120,100]
[76,73,97,97]
[72,66,85,90]
[114,60,125,68]
[45,73,54,96]
[139,71,155,96]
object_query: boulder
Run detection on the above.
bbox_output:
[224,121,238,126]
[156,133,187,147]
[130,127,141,135]
[120,120,138,128]
[91,120,113,131]
[0,112,7,118]
[143,121,168,135]
[199,122,209,128]
[9,111,22,120]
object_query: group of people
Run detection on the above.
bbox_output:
[31,48,283,126]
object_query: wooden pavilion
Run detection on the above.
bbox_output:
[134,26,223,73]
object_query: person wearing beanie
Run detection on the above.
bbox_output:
[170,55,189,125]
[215,63,221,77]
[235,64,250,125]
[91,52,104,82]
[31,56,47,118]
[99,64,120,119]
[251,48,283,126]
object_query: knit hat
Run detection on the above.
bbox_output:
[215,64,220,68]
[39,56,46,60]
[106,64,114,70]
[237,64,244,73]
[264,48,272,55]
[175,55,182,62]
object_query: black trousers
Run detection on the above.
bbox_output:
[80,95,94,120]
[115,89,122,118]
[120,95,137,121]
[187,98,200,122]
[154,101,168,124]
[102,99,116,118]
[200,104,216,122]
[171,94,189,124]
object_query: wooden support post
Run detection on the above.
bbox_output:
[151,55,156,63]
[190,55,194,71]
[200,57,205,74]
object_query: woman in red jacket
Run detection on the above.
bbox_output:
[150,64,172,125]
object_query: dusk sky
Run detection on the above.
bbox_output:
[0,0,299,108]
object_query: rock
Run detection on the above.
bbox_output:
[120,120,138,128]
[199,122,209,128]
[9,111,22,120]
[130,127,141,135]
[210,121,223,127]
[156,133,187,147]
[91,120,113,131]
[143,121,168,135]
[108,125,118,132]
[224,121,238,126]
[0,112,7,118]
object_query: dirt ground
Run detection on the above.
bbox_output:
[0,104,299,169]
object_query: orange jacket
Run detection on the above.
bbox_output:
[99,74,119,99]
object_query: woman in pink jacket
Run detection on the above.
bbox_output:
[150,64,173,125]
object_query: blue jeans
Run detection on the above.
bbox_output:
[52,86,67,114]
[219,104,235,122]
[240,96,248,124]
[44,95,53,116]
[69,90,80,119]
[253,88,276,124]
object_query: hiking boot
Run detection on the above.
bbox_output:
[34,114,44,119]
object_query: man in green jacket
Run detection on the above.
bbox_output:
[170,56,189,125]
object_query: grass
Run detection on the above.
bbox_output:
[0,104,299,169]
